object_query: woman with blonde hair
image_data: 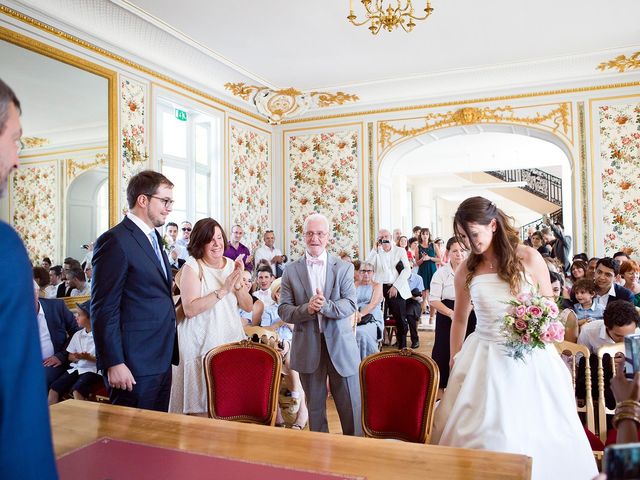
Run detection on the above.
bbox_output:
[431,196,597,480]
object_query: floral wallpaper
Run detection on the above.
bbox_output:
[120,76,147,214]
[599,101,640,255]
[10,163,57,263]
[287,128,361,260]
[229,122,271,252]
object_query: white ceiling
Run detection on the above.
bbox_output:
[6,0,640,116]
[0,39,108,147]
[122,0,640,91]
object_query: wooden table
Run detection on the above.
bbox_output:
[50,400,531,480]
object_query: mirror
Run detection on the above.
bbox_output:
[0,26,117,265]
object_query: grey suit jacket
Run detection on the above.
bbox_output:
[278,253,360,377]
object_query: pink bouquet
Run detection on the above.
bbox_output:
[500,290,564,360]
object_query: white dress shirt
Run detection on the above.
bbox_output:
[578,320,640,354]
[36,302,54,360]
[70,283,91,297]
[127,212,168,276]
[255,245,283,276]
[306,250,327,332]
[254,288,275,309]
[594,283,616,309]
[66,328,99,375]
[429,263,456,302]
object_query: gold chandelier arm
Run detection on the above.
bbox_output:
[347,12,373,27]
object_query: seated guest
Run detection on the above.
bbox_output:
[238,270,259,326]
[572,278,604,326]
[34,281,79,387]
[41,257,52,270]
[405,269,424,343]
[568,259,588,289]
[67,268,90,297]
[573,253,589,263]
[353,262,384,359]
[620,260,640,306]
[549,272,579,343]
[578,300,640,355]
[45,265,63,299]
[83,263,93,286]
[586,257,600,279]
[592,257,634,307]
[48,301,101,404]
[33,266,50,298]
[58,258,81,297]
[253,265,275,308]
[577,301,640,409]
[259,279,308,430]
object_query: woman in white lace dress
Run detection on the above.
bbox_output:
[169,218,252,415]
[431,196,597,480]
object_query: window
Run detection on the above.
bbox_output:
[156,96,222,228]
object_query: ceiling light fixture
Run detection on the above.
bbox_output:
[347,0,434,35]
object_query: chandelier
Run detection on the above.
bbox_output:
[347,0,434,35]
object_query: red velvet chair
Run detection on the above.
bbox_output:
[359,347,439,443]
[203,339,282,426]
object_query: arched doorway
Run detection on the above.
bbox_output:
[377,124,574,243]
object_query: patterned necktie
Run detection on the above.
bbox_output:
[148,231,167,279]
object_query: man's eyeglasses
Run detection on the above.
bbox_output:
[182,227,192,232]
[146,195,174,208]
[16,139,24,154]
[360,269,373,273]
[304,231,328,239]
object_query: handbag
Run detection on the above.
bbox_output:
[173,260,204,324]
[357,313,376,326]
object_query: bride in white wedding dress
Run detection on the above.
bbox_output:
[431,197,597,480]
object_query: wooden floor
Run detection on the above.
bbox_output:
[325,328,435,434]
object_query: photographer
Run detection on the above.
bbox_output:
[540,214,572,275]
[366,229,412,349]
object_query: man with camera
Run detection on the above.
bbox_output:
[366,229,412,349]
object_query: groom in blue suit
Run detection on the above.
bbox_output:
[92,170,178,411]
[0,78,58,478]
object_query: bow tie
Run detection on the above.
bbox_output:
[307,258,324,267]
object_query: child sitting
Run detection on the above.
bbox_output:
[259,279,308,430]
[572,278,604,326]
[48,300,102,404]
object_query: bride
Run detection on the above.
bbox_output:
[431,197,597,480]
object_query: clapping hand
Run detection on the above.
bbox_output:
[307,288,326,315]
[611,352,640,403]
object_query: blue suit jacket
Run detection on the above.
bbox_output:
[0,222,57,479]
[91,216,177,377]
[39,298,78,362]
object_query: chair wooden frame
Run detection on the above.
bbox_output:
[359,347,439,443]
[596,342,625,442]
[203,339,282,426]
[555,341,595,433]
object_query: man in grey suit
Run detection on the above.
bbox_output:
[279,213,362,435]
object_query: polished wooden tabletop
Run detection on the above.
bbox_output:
[50,400,531,480]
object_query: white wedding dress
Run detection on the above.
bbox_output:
[431,273,598,480]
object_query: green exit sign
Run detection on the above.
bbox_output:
[175,109,188,121]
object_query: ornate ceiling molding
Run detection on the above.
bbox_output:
[597,51,640,73]
[378,103,571,158]
[224,83,359,124]
[21,137,50,149]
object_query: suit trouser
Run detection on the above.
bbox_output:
[109,365,172,412]
[383,284,408,349]
[404,298,421,345]
[299,335,362,436]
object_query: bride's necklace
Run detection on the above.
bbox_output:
[485,258,497,270]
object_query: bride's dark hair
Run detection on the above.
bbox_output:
[453,196,523,294]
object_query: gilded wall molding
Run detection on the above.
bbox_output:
[66,153,108,182]
[597,52,640,73]
[378,103,572,159]
[577,102,589,254]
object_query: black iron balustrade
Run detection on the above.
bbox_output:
[519,209,563,241]
[485,168,562,206]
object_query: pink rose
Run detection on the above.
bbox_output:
[515,306,527,318]
[516,293,532,303]
[527,306,543,318]
[522,333,531,344]
[546,322,565,342]
[515,319,528,331]
[547,301,559,317]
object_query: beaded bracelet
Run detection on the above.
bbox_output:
[612,412,640,430]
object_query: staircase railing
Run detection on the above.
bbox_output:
[485,168,562,206]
